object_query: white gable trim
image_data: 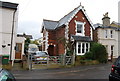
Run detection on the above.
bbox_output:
[65,6,95,30]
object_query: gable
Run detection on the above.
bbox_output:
[68,10,91,36]
[57,6,94,30]
[42,5,94,33]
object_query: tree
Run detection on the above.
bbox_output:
[24,38,31,54]
[31,40,39,45]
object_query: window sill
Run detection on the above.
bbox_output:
[76,33,84,36]
[77,53,85,55]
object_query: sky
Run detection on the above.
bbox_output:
[1,0,119,39]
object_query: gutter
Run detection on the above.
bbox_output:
[10,9,17,61]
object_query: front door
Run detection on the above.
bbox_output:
[15,43,22,59]
[48,45,54,56]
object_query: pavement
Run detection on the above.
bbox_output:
[11,63,112,80]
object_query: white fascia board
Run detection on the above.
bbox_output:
[65,6,82,25]
[65,6,95,30]
[81,9,95,30]
[41,22,45,33]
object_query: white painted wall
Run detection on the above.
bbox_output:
[118,31,120,57]
[0,7,18,60]
[97,28,119,59]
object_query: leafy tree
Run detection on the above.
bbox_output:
[24,38,31,54]
[31,40,39,45]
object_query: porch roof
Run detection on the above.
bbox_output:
[72,35,92,42]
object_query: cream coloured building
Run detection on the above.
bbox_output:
[94,13,120,61]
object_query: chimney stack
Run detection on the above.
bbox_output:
[102,12,110,26]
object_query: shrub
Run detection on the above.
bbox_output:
[84,52,93,60]
[85,42,108,63]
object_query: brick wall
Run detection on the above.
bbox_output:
[56,27,65,55]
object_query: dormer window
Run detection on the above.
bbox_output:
[76,21,84,36]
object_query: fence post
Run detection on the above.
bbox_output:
[72,54,75,65]
[28,53,32,71]
[47,56,49,67]
[62,54,65,66]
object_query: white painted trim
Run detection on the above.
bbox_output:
[84,43,86,53]
[90,26,93,40]
[75,21,85,36]
[65,24,69,40]
[65,5,95,30]
[80,43,82,54]
[76,42,90,55]
[45,31,49,53]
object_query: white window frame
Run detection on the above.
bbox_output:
[104,30,108,38]
[110,30,113,38]
[75,21,85,36]
[76,42,90,55]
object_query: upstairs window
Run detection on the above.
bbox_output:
[77,24,83,33]
[104,30,108,38]
[76,21,84,36]
[110,30,113,38]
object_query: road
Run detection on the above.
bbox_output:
[11,63,112,80]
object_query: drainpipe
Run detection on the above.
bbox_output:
[10,10,17,62]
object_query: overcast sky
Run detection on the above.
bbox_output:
[1,0,119,39]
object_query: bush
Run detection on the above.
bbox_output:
[84,52,93,60]
[85,42,108,63]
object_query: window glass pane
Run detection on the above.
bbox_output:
[16,44,19,52]
[111,45,114,54]
[82,43,85,53]
[77,24,82,33]
[78,43,81,53]
[86,43,88,52]
[105,30,107,38]
[111,30,113,38]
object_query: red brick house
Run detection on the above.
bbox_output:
[41,4,94,56]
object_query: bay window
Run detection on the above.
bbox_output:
[77,42,90,55]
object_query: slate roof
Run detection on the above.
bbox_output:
[111,21,120,26]
[0,1,18,10]
[17,34,33,39]
[96,26,120,31]
[57,6,79,28]
[42,5,94,31]
[43,19,58,30]
[72,35,92,42]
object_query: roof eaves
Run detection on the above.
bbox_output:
[81,8,95,30]
[0,1,18,10]
[64,5,95,30]
[43,19,58,29]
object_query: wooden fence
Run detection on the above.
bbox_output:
[28,55,73,70]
